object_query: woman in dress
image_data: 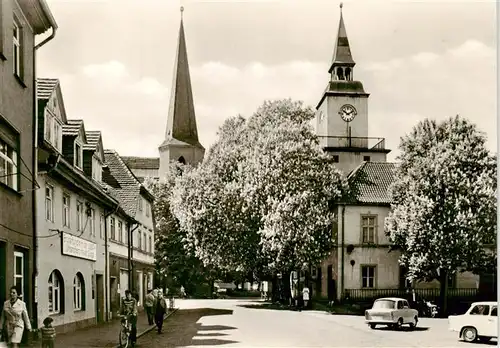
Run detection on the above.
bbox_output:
[1,286,31,348]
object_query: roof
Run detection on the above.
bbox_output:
[329,8,355,72]
[346,162,396,205]
[37,78,58,99]
[62,119,84,136]
[84,131,101,150]
[163,17,203,149]
[120,156,159,170]
[104,150,155,217]
[374,298,406,302]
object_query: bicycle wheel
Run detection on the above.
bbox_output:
[119,327,129,348]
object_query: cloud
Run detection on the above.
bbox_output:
[39,39,495,162]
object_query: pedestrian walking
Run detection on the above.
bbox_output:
[144,289,155,325]
[40,317,56,348]
[302,287,310,310]
[0,286,32,348]
[154,292,167,334]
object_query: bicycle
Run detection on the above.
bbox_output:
[119,315,133,348]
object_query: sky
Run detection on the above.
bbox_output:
[37,0,497,162]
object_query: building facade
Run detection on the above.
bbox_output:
[103,150,155,312]
[36,78,122,332]
[0,0,56,324]
[313,6,482,303]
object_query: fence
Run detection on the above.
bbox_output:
[343,288,483,302]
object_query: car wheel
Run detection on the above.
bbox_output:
[395,318,403,330]
[462,327,478,342]
[369,324,376,329]
[409,316,418,330]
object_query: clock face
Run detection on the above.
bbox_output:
[339,104,357,122]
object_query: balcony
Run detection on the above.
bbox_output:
[317,136,387,152]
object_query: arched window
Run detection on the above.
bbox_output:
[73,272,86,311]
[345,67,351,81]
[48,270,65,314]
[337,67,344,80]
[178,156,186,165]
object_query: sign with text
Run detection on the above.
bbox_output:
[61,232,97,261]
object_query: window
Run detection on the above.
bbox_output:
[12,20,21,76]
[447,273,456,289]
[142,231,146,250]
[491,307,497,316]
[48,270,64,314]
[138,230,142,249]
[0,138,18,190]
[74,143,82,169]
[333,155,339,163]
[361,265,376,288]
[470,305,490,316]
[73,273,84,311]
[14,251,24,299]
[138,198,143,211]
[45,114,52,143]
[100,213,104,239]
[118,221,123,243]
[146,202,150,217]
[361,215,377,244]
[363,156,371,162]
[45,184,54,221]
[110,218,115,240]
[123,224,128,245]
[76,201,83,232]
[148,235,152,253]
[89,208,95,236]
[62,194,70,227]
[53,119,60,151]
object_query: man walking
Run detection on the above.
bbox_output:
[154,292,167,334]
[144,289,155,325]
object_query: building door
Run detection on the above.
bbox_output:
[316,267,322,297]
[137,271,143,307]
[95,274,104,322]
[110,277,118,315]
[327,265,335,301]
[120,270,129,298]
[0,242,5,306]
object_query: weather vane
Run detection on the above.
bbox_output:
[180,5,184,19]
[340,2,343,11]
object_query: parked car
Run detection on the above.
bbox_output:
[365,297,419,330]
[448,301,497,343]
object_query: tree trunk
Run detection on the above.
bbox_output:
[271,275,278,303]
[439,269,449,318]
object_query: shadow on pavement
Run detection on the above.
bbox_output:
[237,302,291,311]
[138,308,238,347]
[375,326,430,332]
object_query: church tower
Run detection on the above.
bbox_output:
[315,3,390,174]
[158,7,205,179]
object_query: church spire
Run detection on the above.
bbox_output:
[328,3,355,75]
[163,6,201,148]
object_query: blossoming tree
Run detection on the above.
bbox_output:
[385,115,497,315]
[170,99,349,299]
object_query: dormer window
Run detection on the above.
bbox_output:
[74,143,82,169]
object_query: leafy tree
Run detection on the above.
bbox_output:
[170,99,348,299]
[385,115,497,315]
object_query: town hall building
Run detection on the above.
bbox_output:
[312,4,480,303]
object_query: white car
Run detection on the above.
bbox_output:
[448,301,497,343]
[365,297,419,330]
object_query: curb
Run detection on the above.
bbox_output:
[114,308,179,348]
